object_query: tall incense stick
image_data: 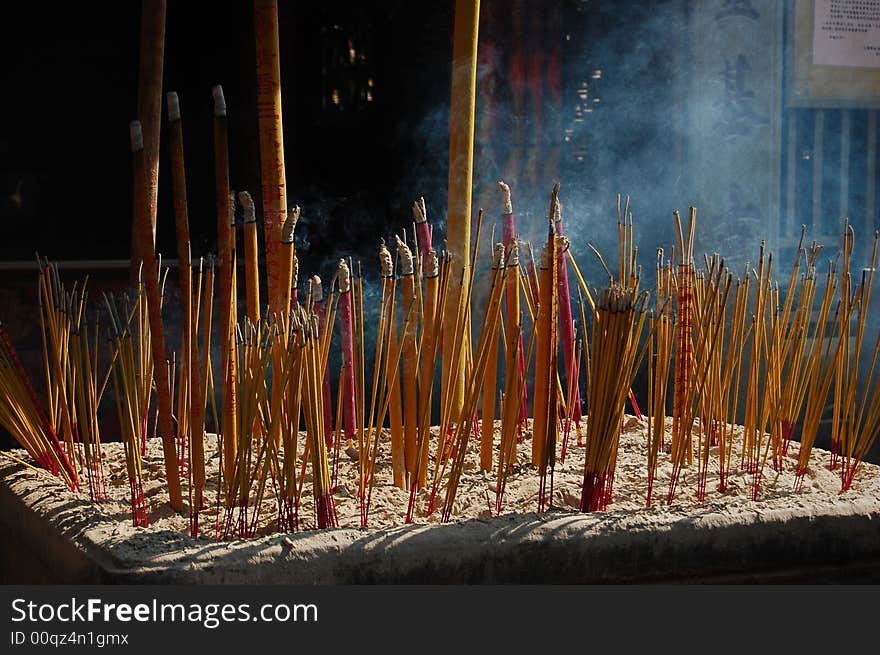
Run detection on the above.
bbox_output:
[443,0,480,422]
[130,120,182,511]
[129,0,166,277]
[254,0,289,313]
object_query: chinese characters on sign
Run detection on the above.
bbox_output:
[813,0,880,67]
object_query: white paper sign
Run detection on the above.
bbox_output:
[813,0,880,67]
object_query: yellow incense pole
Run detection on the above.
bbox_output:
[130,0,166,279]
[442,0,480,422]
[254,0,289,314]
[239,191,261,325]
[130,120,182,511]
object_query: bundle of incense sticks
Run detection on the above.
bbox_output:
[0,320,77,490]
[534,188,562,512]
[836,231,879,491]
[36,259,107,500]
[104,290,153,526]
[681,255,732,503]
[670,208,696,475]
[581,284,650,512]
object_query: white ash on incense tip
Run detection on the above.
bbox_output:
[239,191,256,224]
[337,259,351,293]
[492,242,505,269]
[212,85,227,117]
[129,121,144,152]
[507,239,520,267]
[395,235,414,276]
[166,92,181,122]
[281,207,299,244]
[310,275,323,302]
[379,241,393,278]
[412,197,428,224]
[498,180,513,215]
[425,249,439,278]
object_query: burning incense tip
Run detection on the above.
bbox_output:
[553,197,562,225]
[426,249,439,278]
[492,242,505,269]
[281,206,299,244]
[498,180,513,215]
[239,191,256,224]
[310,275,323,302]
[212,85,227,117]
[338,259,351,293]
[291,253,299,287]
[412,197,428,224]
[395,235,414,276]
[129,120,144,152]
[166,92,181,122]
[229,191,236,226]
[378,242,393,278]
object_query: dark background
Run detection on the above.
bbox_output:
[0,2,455,268]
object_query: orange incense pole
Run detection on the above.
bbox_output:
[130,0,166,280]
[166,91,206,510]
[130,120,182,511]
[254,0,289,314]
[532,242,552,468]
[442,0,480,422]
[396,236,419,482]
